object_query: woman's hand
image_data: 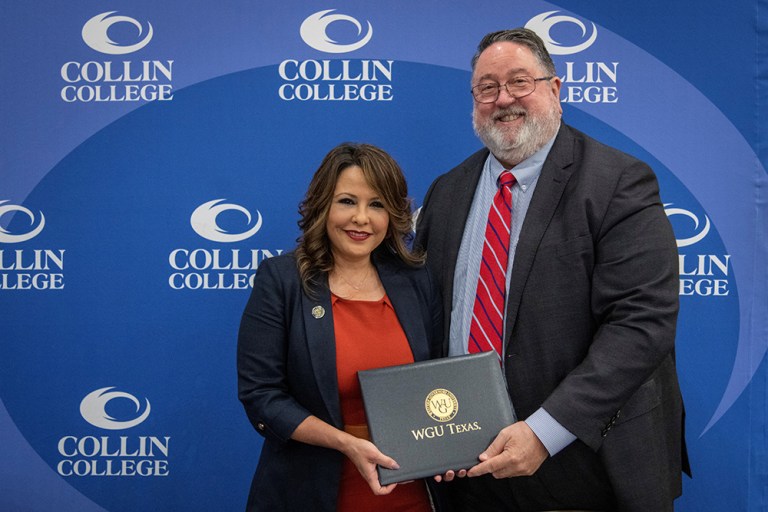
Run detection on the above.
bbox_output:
[341,436,400,495]
[291,416,402,494]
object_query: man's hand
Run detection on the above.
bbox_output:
[467,421,548,479]
[433,468,468,483]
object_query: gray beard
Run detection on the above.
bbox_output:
[473,105,561,167]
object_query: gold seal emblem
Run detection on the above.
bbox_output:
[311,306,325,319]
[425,388,458,422]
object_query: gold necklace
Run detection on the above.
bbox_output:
[334,266,372,291]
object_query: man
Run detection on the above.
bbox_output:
[415,28,689,511]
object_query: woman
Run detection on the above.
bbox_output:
[237,143,443,511]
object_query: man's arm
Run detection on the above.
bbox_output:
[542,160,679,450]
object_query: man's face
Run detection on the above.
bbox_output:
[471,42,562,168]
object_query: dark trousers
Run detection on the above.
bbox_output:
[437,447,616,512]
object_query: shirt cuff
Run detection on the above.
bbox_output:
[525,407,577,456]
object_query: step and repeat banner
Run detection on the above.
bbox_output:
[2,1,766,510]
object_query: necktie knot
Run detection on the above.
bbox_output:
[498,170,515,189]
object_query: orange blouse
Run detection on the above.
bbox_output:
[332,293,432,512]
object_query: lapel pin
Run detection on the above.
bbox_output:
[311,306,325,319]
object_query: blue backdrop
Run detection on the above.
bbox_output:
[1,1,766,510]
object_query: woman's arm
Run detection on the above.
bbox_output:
[292,415,400,495]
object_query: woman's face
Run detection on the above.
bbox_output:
[326,165,389,266]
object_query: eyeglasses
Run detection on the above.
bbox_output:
[471,76,554,103]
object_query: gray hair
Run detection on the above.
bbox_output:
[471,28,556,76]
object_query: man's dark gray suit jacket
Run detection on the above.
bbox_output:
[415,123,689,511]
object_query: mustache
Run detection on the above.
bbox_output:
[491,106,527,121]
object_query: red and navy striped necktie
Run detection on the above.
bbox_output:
[468,170,515,362]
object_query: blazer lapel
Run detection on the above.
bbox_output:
[301,278,343,427]
[434,149,488,344]
[504,126,576,347]
[301,258,430,427]
[378,259,431,362]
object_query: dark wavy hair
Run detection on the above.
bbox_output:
[295,143,423,293]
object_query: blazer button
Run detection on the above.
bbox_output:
[257,422,266,431]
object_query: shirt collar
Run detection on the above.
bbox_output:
[487,127,559,190]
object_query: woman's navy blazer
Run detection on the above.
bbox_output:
[237,248,443,511]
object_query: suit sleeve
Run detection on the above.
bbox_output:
[426,266,445,359]
[237,258,313,444]
[542,160,680,450]
[414,176,440,254]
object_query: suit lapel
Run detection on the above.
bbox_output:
[378,259,430,362]
[299,256,431,426]
[301,278,343,427]
[436,150,488,344]
[504,126,577,349]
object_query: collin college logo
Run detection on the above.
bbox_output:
[190,199,263,243]
[168,200,282,290]
[278,9,393,101]
[665,204,730,297]
[81,11,154,55]
[300,9,373,53]
[665,204,711,248]
[57,387,170,477]
[80,387,151,430]
[0,201,45,243]
[60,11,174,103]
[526,11,618,104]
[526,11,598,55]
[0,201,65,291]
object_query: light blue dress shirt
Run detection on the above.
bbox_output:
[449,131,577,456]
